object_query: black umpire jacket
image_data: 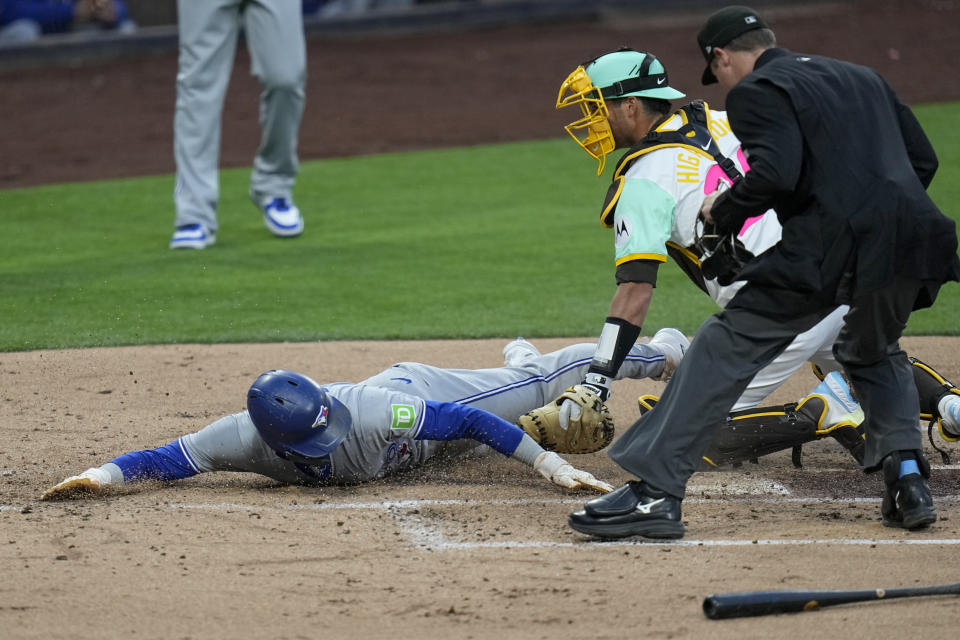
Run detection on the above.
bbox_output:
[711,48,960,313]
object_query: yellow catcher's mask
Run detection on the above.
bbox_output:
[557,50,686,176]
[556,65,614,176]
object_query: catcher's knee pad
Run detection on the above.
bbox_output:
[636,394,857,468]
[701,403,827,469]
[910,356,960,443]
[795,395,865,465]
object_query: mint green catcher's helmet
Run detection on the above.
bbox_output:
[585,49,686,101]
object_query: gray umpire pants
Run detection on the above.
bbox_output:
[173,0,306,232]
[609,275,926,498]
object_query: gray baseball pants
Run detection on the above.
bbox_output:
[173,0,306,232]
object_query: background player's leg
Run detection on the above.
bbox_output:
[173,0,242,235]
[243,0,306,209]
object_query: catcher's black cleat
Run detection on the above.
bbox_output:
[568,481,684,539]
[881,452,937,530]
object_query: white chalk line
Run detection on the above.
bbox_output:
[14,496,960,550]
[804,465,960,472]
[172,495,960,510]
[376,498,960,550]
[381,506,960,550]
[9,494,960,514]
[413,538,960,550]
[13,463,960,547]
[10,498,959,548]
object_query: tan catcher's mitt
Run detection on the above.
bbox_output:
[517,385,615,454]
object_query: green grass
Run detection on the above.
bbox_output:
[907,103,960,332]
[2,103,958,351]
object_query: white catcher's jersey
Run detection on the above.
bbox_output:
[612,107,782,307]
[608,105,846,409]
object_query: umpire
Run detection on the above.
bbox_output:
[569,5,960,539]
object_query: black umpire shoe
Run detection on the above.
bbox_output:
[568,481,685,539]
[881,452,937,530]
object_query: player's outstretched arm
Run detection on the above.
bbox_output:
[41,439,201,501]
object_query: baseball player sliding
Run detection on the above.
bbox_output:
[41,334,687,500]
[542,48,960,468]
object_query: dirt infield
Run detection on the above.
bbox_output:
[2,337,960,639]
[3,1,960,638]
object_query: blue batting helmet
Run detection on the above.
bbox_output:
[247,369,352,463]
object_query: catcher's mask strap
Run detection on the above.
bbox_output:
[599,73,670,99]
[596,51,667,98]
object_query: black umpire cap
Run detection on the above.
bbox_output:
[697,5,768,85]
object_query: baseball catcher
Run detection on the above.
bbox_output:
[527,46,960,473]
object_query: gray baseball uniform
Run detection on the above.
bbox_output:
[94,341,669,486]
[173,0,305,232]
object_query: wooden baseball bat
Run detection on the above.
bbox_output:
[703,580,960,619]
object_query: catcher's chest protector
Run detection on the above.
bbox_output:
[600,100,742,294]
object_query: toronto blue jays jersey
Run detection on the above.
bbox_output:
[103,342,669,486]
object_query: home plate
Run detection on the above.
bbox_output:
[687,476,791,496]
